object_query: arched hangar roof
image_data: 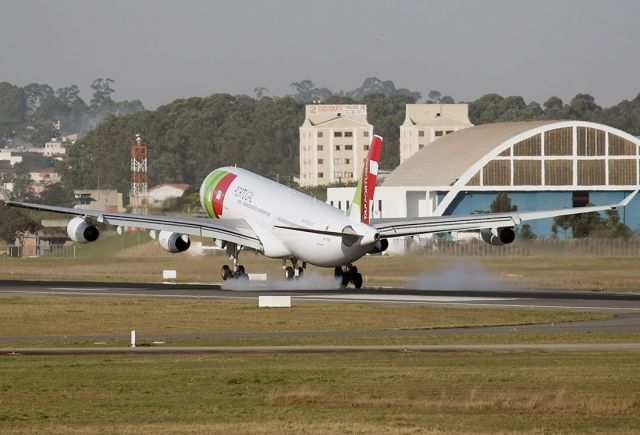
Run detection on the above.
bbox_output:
[384,121,556,186]
[383,120,640,215]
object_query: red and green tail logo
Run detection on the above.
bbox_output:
[201,169,237,218]
[347,135,383,225]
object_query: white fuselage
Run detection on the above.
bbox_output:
[201,167,378,267]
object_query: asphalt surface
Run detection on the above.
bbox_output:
[5,343,640,356]
[1,279,640,346]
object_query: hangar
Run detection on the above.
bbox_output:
[327,120,640,238]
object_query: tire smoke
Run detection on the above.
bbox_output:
[407,261,504,291]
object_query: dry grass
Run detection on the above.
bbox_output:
[3,241,640,291]
[0,295,604,341]
[267,387,639,415]
[1,352,639,433]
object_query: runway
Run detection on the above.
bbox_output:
[5,343,640,356]
[1,279,640,343]
[1,279,640,312]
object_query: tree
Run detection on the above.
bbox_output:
[543,96,565,119]
[518,223,537,240]
[469,93,505,124]
[90,78,116,111]
[0,82,27,134]
[253,87,270,99]
[36,183,75,207]
[567,93,601,120]
[289,80,332,103]
[0,205,40,244]
[427,90,441,102]
[490,192,517,213]
[603,209,633,238]
[23,83,54,115]
[551,204,614,238]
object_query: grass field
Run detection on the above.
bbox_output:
[0,295,607,347]
[3,236,640,291]
[2,236,640,433]
[1,352,639,434]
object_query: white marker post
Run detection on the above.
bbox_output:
[163,270,177,283]
[130,330,136,348]
[258,295,292,308]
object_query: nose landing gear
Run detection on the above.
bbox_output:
[220,243,247,280]
[334,265,363,289]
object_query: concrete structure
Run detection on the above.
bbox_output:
[41,139,67,157]
[0,149,23,166]
[328,121,640,239]
[74,189,125,212]
[148,183,190,206]
[29,168,62,194]
[22,139,68,158]
[299,104,373,186]
[400,104,473,164]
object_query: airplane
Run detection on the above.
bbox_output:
[4,135,638,288]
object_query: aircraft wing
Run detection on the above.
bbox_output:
[371,190,638,239]
[4,201,263,250]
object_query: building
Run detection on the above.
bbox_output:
[29,168,62,194]
[299,104,373,186]
[0,149,23,166]
[399,103,473,164]
[74,189,125,212]
[41,138,67,157]
[328,120,640,239]
[148,183,190,206]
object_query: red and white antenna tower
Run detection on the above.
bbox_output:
[130,134,148,214]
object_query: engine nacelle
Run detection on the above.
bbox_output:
[368,238,389,254]
[158,231,191,253]
[480,227,515,246]
[67,217,99,243]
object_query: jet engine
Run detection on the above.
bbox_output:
[67,217,100,243]
[368,238,389,254]
[480,227,516,246]
[158,231,191,253]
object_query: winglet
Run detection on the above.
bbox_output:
[617,189,639,207]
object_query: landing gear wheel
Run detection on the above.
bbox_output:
[341,273,350,288]
[353,273,363,289]
[334,267,343,279]
[234,264,247,279]
[221,265,232,281]
[297,267,304,279]
[285,266,295,280]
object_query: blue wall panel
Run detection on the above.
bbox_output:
[438,191,640,238]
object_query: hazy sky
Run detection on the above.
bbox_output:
[2,0,639,109]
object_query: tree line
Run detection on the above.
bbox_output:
[3,77,640,243]
[0,78,144,148]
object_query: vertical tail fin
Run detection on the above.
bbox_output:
[347,135,383,224]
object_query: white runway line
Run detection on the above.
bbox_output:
[297,294,514,303]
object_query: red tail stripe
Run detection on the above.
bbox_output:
[361,135,383,225]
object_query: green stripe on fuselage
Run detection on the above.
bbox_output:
[202,169,228,218]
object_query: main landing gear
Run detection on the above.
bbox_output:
[334,265,363,289]
[220,243,248,280]
[283,258,305,281]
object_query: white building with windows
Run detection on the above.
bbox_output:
[299,104,373,186]
[400,103,473,164]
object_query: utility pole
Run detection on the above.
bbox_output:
[130,134,148,215]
